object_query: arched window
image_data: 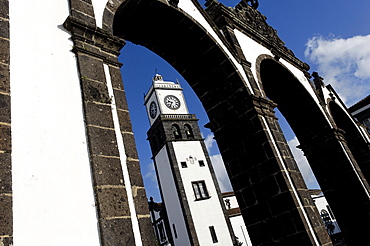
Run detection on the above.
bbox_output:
[184,124,194,139]
[172,124,182,139]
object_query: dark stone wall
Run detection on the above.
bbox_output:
[64,2,156,244]
[301,129,370,246]
[257,57,370,245]
[207,95,332,245]
[329,101,370,182]
[111,1,334,245]
[0,0,12,245]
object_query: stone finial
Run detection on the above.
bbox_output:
[312,71,325,90]
[240,0,259,9]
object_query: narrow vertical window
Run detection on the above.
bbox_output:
[209,226,218,243]
[192,182,201,199]
[198,182,207,198]
[172,224,178,239]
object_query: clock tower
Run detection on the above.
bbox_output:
[144,74,235,246]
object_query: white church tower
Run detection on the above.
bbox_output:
[144,74,236,246]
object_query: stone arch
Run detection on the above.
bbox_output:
[111,0,251,106]
[255,54,274,98]
[258,57,370,245]
[328,101,370,180]
[109,1,331,245]
[102,0,124,33]
[62,0,370,244]
[257,57,332,142]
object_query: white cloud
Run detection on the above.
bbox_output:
[142,161,161,201]
[143,161,157,182]
[210,154,233,192]
[305,34,370,106]
[204,133,214,152]
[203,133,233,192]
[287,137,320,189]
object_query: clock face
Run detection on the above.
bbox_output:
[164,95,181,110]
[149,101,157,118]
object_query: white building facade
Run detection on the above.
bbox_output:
[222,192,253,246]
[145,75,236,245]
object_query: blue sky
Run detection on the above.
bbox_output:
[119,0,370,201]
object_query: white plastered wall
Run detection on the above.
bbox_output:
[10,1,100,245]
[173,141,233,246]
[230,215,253,246]
[222,195,252,245]
[155,146,191,246]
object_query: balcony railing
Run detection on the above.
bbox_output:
[161,114,196,119]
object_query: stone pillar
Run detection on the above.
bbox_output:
[207,94,332,245]
[0,0,12,245]
[300,127,370,246]
[63,15,155,246]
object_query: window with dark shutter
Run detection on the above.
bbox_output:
[181,161,187,168]
[192,181,209,200]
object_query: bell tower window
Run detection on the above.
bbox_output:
[172,124,182,139]
[184,124,194,139]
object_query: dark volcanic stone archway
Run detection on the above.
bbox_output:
[62,0,370,245]
[259,57,370,245]
[112,0,249,114]
[329,101,370,180]
[113,1,332,245]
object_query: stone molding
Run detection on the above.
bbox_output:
[206,0,310,72]
[0,0,12,245]
[63,15,126,66]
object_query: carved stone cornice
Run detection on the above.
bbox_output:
[206,1,310,72]
[249,95,277,118]
[235,3,289,51]
[63,15,126,66]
